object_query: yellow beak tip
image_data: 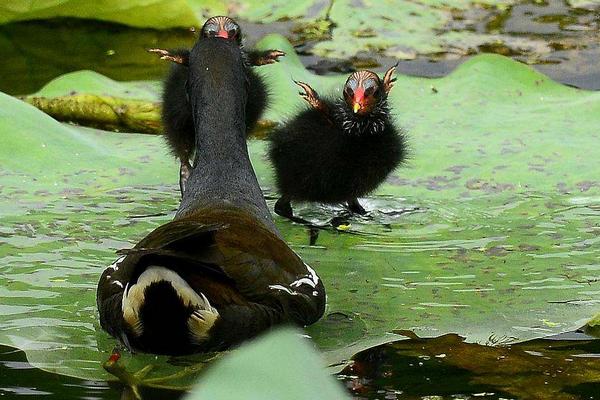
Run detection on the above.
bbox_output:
[353,103,360,113]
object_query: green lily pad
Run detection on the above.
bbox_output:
[1,35,600,389]
[0,0,321,28]
[0,1,202,28]
[186,328,349,400]
[583,311,600,338]
[31,70,161,100]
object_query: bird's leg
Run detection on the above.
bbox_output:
[248,49,286,66]
[103,350,149,400]
[347,198,367,215]
[147,48,189,66]
[274,196,294,219]
[179,160,192,197]
[382,63,398,95]
[309,227,320,246]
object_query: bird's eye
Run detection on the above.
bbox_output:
[203,23,219,37]
[344,87,354,97]
[363,78,379,92]
[364,87,375,97]
[228,29,238,38]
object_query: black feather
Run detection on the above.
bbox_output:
[269,96,407,204]
[161,49,269,163]
[136,281,198,354]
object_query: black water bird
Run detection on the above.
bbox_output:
[268,67,407,218]
[97,37,325,355]
[149,16,284,195]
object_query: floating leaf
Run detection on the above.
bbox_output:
[185,329,349,400]
[0,1,203,28]
[343,332,600,400]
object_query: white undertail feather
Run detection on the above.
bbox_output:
[121,266,219,341]
[188,301,220,344]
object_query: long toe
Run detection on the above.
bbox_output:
[274,197,294,219]
[347,198,367,215]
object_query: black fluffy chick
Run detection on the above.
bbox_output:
[149,16,284,194]
[268,67,407,218]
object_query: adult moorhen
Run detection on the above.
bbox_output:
[97,35,325,355]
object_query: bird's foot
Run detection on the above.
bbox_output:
[103,349,151,400]
[383,63,398,94]
[103,348,217,398]
[274,197,294,219]
[253,49,286,65]
[179,162,191,197]
[294,81,322,110]
[147,48,189,65]
[347,198,368,215]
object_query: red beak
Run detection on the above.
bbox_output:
[216,30,229,39]
[353,88,365,114]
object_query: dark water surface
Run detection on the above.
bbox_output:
[340,332,600,400]
[0,344,183,399]
[0,344,116,399]
[3,332,600,399]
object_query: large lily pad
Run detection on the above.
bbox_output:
[1,35,600,389]
[186,328,349,400]
[0,1,201,28]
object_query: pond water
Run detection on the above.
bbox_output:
[0,0,598,95]
[339,331,600,400]
[1,0,599,399]
[1,179,599,399]
[3,331,600,399]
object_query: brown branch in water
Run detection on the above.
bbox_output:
[17,93,274,137]
[19,94,163,134]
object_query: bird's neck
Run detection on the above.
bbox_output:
[176,66,276,233]
[334,97,389,136]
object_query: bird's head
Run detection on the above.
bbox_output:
[201,16,242,45]
[343,70,385,116]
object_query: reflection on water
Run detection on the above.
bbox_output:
[0,344,116,399]
[0,344,185,400]
[340,331,600,400]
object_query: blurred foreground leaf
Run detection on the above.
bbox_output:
[185,329,349,400]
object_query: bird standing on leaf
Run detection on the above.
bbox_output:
[268,66,407,219]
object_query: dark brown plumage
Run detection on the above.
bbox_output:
[97,36,325,355]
